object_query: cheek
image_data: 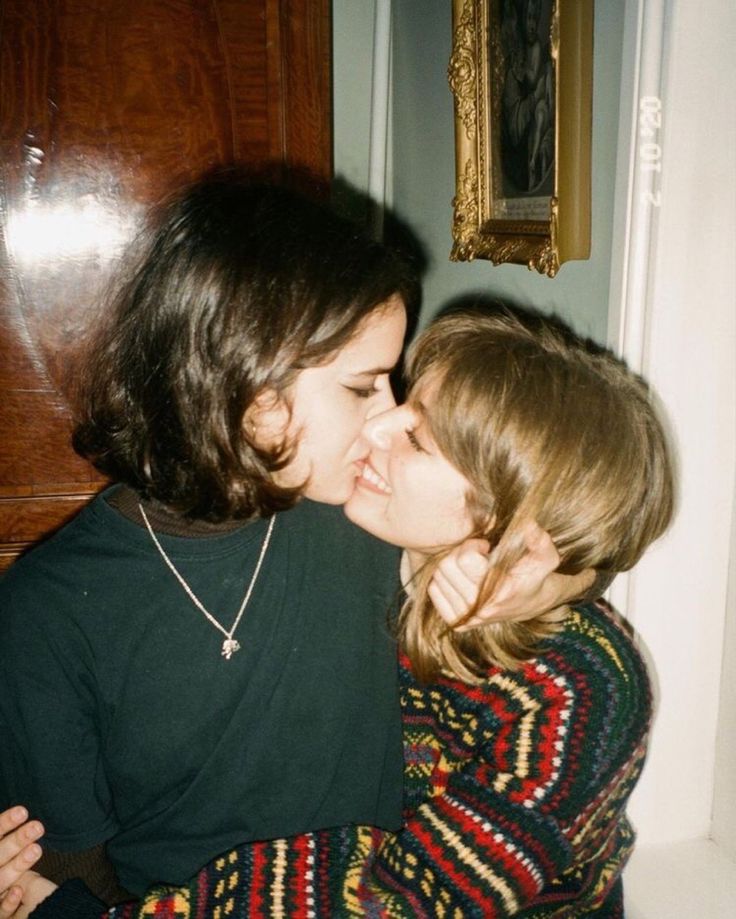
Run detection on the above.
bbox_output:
[292,415,365,502]
[390,462,439,526]
[289,400,352,465]
[292,430,338,481]
[314,408,364,463]
[412,471,472,542]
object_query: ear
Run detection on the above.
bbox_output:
[243,388,291,449]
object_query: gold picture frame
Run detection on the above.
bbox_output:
[448,0,592,277]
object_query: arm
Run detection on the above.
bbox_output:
[7,779,565,919]
[0,808,366,919]
[0,588,118,866]
[4,829,371,919]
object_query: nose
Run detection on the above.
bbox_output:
[362,404,406,451]
[366,381,396,419]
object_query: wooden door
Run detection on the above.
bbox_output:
[0,0,331,570]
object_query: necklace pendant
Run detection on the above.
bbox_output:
[138,502,275,665]
[221,638,240,660]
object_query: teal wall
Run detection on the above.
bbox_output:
[333,1,626,344]
[332,1,377,206]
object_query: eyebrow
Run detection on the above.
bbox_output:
[345,366,396,377]
[409,398,429,419]
[408,397,438,448]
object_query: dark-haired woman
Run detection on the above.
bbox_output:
[0,176,590,909]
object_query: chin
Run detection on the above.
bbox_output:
[305,481,354,506]
[343,496,372,531]
[343,500,401,547]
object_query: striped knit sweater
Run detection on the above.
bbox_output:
[97,601,648,918]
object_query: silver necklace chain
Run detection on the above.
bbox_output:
[138,503,276,660]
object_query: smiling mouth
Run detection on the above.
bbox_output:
[358,461,392,494]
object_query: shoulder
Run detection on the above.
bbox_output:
[0,490,133,639]
[403,603,651,812]
[408,601,650,767]
[2,489,117,575]
[518,601,653,737]
[547,601,651,703]
[516,601,652,782]
[399,605,652,845]
[403,602,650,718]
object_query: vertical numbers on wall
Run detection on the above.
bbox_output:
[638,96,662,206]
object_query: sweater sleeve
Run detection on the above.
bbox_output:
[349,751,577,916]
[102,829,367,918]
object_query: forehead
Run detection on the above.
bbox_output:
[329,296,407,370]
[407,369,444,410]
[405,376,447,447]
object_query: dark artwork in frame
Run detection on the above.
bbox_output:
[496,0,555,205]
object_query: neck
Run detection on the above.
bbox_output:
[400,549,430,596]
[106,484,247,537]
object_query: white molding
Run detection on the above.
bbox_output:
[607,0,668,373]
[606,0,669,625]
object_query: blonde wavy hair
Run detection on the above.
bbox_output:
[400,311,675,683]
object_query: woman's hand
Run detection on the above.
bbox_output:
[0,807,56,918]
[430,522,595,631]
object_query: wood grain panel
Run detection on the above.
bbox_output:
[277,0,332,176]
[0,494,95,572]
[0,0,331,567]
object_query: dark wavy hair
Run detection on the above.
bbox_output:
[72,171,416,521]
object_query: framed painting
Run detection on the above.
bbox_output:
[448,0,593,277]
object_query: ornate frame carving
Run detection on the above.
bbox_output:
[448,0,592,277]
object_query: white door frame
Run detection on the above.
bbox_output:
[607,0,736,848]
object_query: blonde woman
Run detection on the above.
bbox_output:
[0,310,673,917]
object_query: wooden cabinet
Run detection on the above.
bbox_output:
[0,0,331,569]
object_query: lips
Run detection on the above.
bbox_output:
[357,460,392,495]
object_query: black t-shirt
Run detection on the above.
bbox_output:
[0,490,403,894]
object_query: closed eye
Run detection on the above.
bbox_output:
[406,428,426,453]
[345,385,380,399]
